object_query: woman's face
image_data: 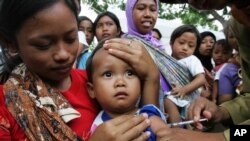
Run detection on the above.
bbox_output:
[199,36,215,56]
[15,1,78,86]
[95,15,120,41]
[79,20,94,45]
[132,0,157,34]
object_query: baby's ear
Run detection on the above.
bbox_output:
[87,82,96,99]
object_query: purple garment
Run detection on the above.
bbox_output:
[218,63,241,96]
[160,74,171,92]
[125,0,164,50]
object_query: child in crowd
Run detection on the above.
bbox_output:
[86,38,166,141]
[164,25,205,125]
[152,28,162,40]
[93,11,123,42]
[217,24,241,104]
[77,16,94,69]
[211,39,233,104]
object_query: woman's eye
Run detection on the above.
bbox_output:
[104,71,112,77]
[33,42,51,50]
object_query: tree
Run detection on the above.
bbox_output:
[82,0,230,30]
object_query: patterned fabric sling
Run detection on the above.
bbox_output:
[123,34,199,101]
[3,63,81,141]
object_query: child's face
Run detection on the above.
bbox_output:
[15,2,78,84]
[95,16,120,41]
[171,32,197,60]
[132,0,157,34]
[79,20,94,45]
[199,36,215,56]
[152,30,161,40]
[212,44,231,65]
[87,48,141,114]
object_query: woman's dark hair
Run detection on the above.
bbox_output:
[194,31,216,72]
[0,0,78,83]
[93,11,123,38]
[170,24,201,48]
[152,28,162,39]
[78,15,93,26]
[200,31,216,42]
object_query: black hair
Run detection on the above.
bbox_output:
[78,15,93,25]
[200,31,216,42]
[214,39,233,55]
[93,11,123,40]
[170,24,201,48]
[152,28,162,39]
[0,0,78,83]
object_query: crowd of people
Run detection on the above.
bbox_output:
[0,0,249,141]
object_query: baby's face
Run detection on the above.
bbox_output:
[89,48,141,114]
[212,44,231,66]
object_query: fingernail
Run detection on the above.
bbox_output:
[142,113,148,118]
[145,119,151,125]
[103,43,107,48]
[194,116,199,121]
[145,131,151,137]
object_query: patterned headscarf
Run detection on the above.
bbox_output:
[126,0,164,50]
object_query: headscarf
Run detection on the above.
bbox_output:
[126,0,164,50]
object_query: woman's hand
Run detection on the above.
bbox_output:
[89,114,151,141]
[103,38,159,81]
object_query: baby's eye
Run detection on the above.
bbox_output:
[126,70,135,76]
[103,71,112,77]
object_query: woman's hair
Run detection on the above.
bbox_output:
[200,31,216,42]
[93,11,123,37]
[0,0,78,83]
[78,15,93,27]
[170,24,201,48]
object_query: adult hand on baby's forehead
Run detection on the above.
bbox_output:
[103,38,159,81]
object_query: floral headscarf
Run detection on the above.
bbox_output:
[126,0,164,50]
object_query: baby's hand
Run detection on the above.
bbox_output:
[171,85,187,98]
